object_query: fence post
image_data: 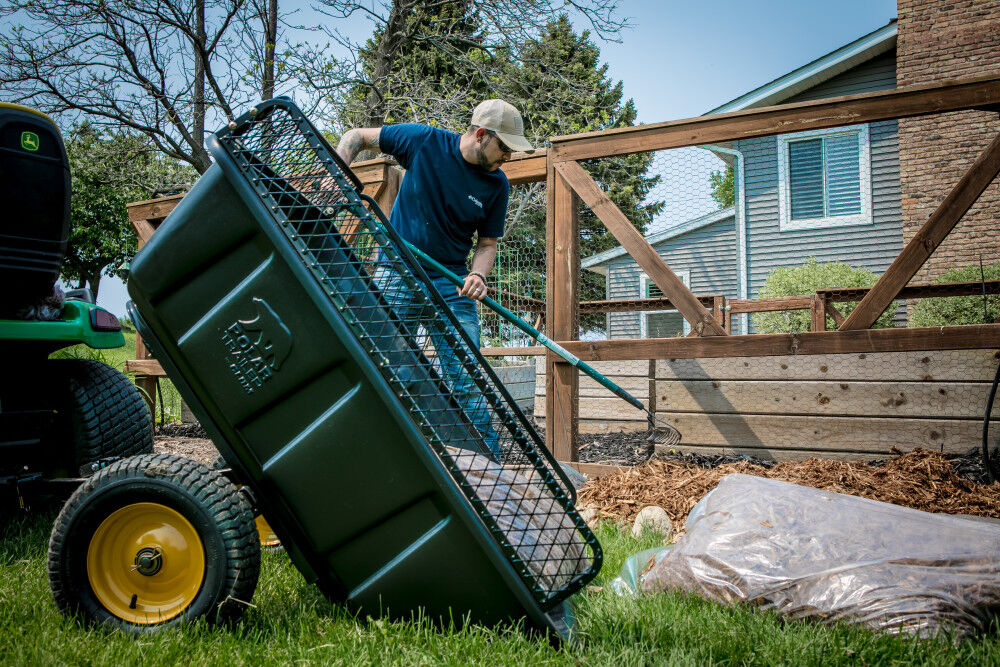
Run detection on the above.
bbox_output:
[546,163,580,462]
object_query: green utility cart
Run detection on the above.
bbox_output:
[48,98,601,638]
[0,102,152,494]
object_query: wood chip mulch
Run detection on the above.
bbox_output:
[578,447,1000,526]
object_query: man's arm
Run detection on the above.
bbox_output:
[336,128,381,165]
[459,237,499,301]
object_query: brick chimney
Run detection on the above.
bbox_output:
[896,0,1000,279]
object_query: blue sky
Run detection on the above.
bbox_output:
[96,0,898,315]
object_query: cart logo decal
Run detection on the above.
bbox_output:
[20,131,39,152]
[220,297,293,394]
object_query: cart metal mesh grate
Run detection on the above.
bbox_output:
[213,99,599,607]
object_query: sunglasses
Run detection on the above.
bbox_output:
[488,131,513,154]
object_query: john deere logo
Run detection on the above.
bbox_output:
[20,131,39,152]
[220,297,293,395]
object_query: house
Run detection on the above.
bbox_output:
[584,21,904,336]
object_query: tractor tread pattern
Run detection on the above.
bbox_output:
[55,359,153,464]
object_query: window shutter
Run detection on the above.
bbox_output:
[788,139,824,220]
[824,133,862,216]
[646,282,664,298]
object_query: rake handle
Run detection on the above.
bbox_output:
[402,242,647,412]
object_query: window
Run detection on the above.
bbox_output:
[640,271,690,338]
[777,125,871,231]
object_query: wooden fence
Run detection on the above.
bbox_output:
[126,73,1000,467]
[534,349,1000,461]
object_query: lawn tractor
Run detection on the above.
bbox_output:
[0,102,153,503]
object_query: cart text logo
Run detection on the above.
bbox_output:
[220,297,293,394]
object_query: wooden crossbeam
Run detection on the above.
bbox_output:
[840,130,1000,330]
[554,323,1000,361]
[554,160,727,337]
[549,72,1000,161]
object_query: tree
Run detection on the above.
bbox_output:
[489,16,662,336]
[62,125,195,298]
[0,0,285,173]
[709,164,734,209]
[301,0,627,130]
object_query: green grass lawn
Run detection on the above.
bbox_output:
[50,329,184,424]
[2,514,997,666]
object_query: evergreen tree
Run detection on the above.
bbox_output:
[493,16,662,335]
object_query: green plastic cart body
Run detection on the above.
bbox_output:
[126,98,600,638]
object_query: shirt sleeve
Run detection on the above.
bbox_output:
[378,124,434,170]
[480,181,509,239]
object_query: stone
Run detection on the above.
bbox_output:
[632,505,672,539]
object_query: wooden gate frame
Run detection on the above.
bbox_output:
[125,74,1000,463]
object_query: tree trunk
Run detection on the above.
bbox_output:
[364,0,416,127]
[262,0,278,101]
[86,271,102,301]
[193,0,207,156]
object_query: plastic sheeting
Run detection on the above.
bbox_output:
[621,474,1000,638]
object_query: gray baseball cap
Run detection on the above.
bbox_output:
[471,99,534,153]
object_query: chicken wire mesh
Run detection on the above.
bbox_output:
[486,145,735,347]
[212,99,600,607]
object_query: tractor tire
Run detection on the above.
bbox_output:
[54,359,154,469]
[48,454,261,631]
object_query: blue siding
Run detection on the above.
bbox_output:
[603,217,739,338]
[735,50,904,326]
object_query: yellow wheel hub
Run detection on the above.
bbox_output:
[86,502,205,625]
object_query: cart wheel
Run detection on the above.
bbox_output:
[211,454,282,550]
[54,359,154,467]
[48,454,260,631]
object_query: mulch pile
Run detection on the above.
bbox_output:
[578,447,1000,526]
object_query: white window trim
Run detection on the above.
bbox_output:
[639,270,690,338]
[777,124,872,232]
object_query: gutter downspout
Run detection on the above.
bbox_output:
[699,144,747,333]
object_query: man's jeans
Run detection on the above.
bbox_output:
[374,267,499,455]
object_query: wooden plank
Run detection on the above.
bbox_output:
[817,280,1000,302]
[535,376,649,397]
[841,130,1000,330]
[126,193,184,223]
[480,346,545,357]
[546,165,580,461]
[535,417,648,434]
[558,460,626,479]
[653,443,902,463]
[579,294,719,314]
[535,357,651,377]
[125,359,167,376]
[728,296,813,314]
[654,380,1000,418]
[654,349,1000,382]
[826,301,846,327]
[810,295,826,332]
[548,72,1000,161]
[535,397,647,421]
[553,324,1000,360]
[652,412,1000,455]
[500,150,547,185]
[555,160,726,337]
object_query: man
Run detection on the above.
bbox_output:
[336,100,534,452]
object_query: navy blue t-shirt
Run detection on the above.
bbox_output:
[379,124,508,275]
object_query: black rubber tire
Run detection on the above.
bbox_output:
[48,454,261,632]
[53,359,154,468]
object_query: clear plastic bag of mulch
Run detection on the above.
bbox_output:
[624,473,1000,639]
